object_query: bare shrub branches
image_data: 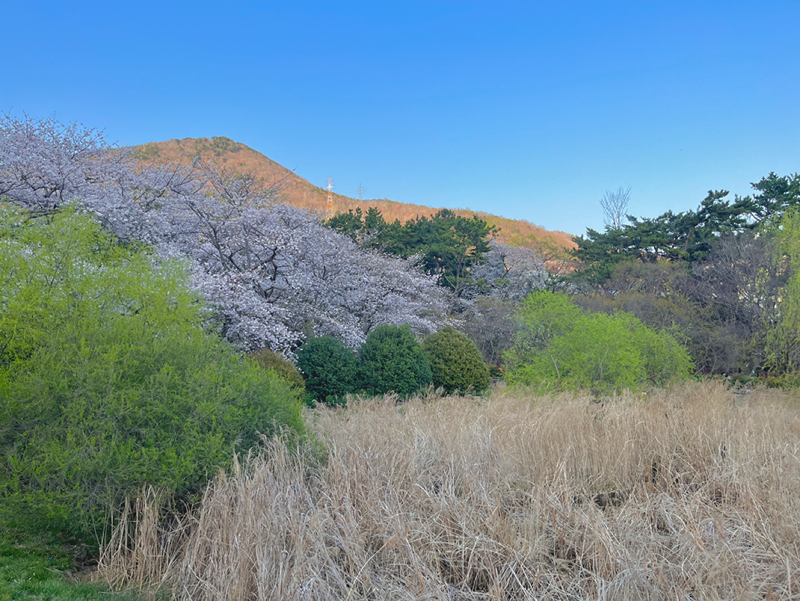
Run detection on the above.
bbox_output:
[600,186,631,230]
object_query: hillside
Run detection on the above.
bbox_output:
[131,137,577,267]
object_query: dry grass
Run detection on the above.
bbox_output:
[97,382,800,600]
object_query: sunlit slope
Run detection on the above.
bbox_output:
[131,137,576,264]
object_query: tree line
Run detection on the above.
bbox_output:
[2,113,797,392]
[570,174,800,379]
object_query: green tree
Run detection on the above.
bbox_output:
[571,188,772,286]
[325,207,388,243]
[504,291,693,393]
[572,174,800,288]
[295,335,359,405]
[422,326,491,394]
[740,172,800,225]
[384,210,498,296]
[326,207,498,296]
[358,325,432,396]
[573,259,762,375]
[0,205,303,543]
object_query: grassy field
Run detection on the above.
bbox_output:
[0,530,146,601]
[97,382,800,600]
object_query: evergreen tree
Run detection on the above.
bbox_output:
[422,327,491,394]
[359,325,432,397]
[296,336,359,405]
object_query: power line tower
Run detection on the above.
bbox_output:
[326,177,334,217]
[357,183,365,201]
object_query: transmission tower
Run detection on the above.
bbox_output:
[326,177,334,217]
[357,183,365,201]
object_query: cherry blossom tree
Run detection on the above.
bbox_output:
[161,189,449,352]
[0,115,449,353]
[465,240,548,300]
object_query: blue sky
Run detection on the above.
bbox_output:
[3,1,799,234]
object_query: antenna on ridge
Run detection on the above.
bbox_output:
[357,183,365,201]
[326,177,334,217]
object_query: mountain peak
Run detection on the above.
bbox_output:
[130,137,576,267]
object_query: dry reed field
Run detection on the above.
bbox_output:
[97,382,800,600]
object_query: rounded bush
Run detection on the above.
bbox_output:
[295,336,358,405]
[250,348,306,393]
[422,326,491,394]
[358,325,432,397]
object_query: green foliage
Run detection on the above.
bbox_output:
[763,207,800,373]
[422,327,491,394]
[571,174,800,286]
[573,261,743,375]
[359,325,433,397]
[326,207,388,243]
[249,348,306,392]
[565,172,800,381]
[742,171,800,225]
[295,335,358,405]
[0,206,304,544]
[504,291,694,394]
[326,207,498,296]
[0,528,147,600]
[192,136,244,157]
[384,210,498,295]
[131,142,161,160]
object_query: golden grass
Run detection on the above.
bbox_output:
[97,382,800,600]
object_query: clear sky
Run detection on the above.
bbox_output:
[3,1,799,235]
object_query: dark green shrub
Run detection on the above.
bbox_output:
[422,326,491,394]
[358,325,432,397]
[0,206,304,544]
[295,335,358,405]
[250,348,306,393]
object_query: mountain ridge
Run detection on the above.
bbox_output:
[131,136,577,267]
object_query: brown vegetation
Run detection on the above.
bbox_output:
[129,137,576,266]
[97,382,800,599]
